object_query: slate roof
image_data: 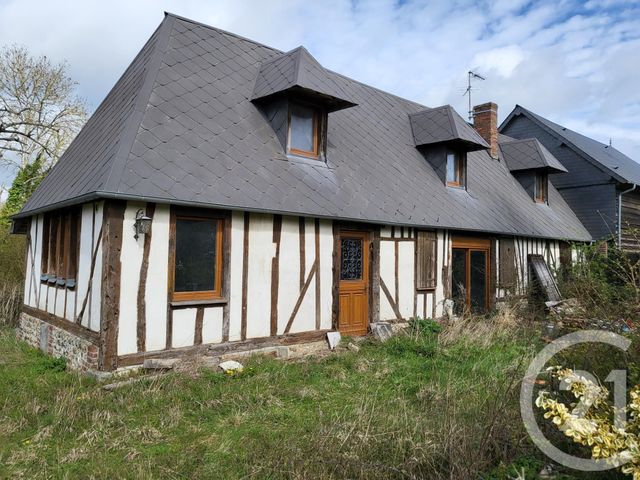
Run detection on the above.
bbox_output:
[409,105,489,151]
[498,136,568,173]
[17,13,590,241]
[500,105,640,185]
[252,46,356,111]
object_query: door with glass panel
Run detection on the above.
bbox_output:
[451,237,490,314]
[338,231,369,336]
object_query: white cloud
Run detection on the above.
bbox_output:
[0,0,638,182]
[471,45,525,78]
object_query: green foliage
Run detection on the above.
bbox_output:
[0,323,534,479]
[34,355,67,374]
[559,241,640,321]
[0,224,24,287]
[0,156,47,222]
[409,316,442,335]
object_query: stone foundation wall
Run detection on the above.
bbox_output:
[17,312,99,371]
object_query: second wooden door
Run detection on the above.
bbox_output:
[338,231,369,336]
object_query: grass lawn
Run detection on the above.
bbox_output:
[0,322,543,479]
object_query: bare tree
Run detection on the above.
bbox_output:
[0,45,86,171]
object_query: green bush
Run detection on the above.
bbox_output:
[409,316,442,335]
[559,241,640,321]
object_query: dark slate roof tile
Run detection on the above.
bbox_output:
[499,137,567,173]
[19,13,590,241]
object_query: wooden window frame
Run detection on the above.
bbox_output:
[287,102,320,159]
[416,230,438,290]
[41,208,81,288]
[451,236,491,312]
[168,210,225,302]
[446,151,466,188]
[534,172,548,203]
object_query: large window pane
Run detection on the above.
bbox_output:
[470,250,487,313]
[175,218,217,293]
[451,248,467,314]
[290,104,316,153]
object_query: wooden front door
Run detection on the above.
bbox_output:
[338,231,369,336]
[451,237,491,314]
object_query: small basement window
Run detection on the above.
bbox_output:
[170,213,224,302]
[41,208,80,288]
[534,172,548,203]
[288,103,320,159]
[446,151,466,188]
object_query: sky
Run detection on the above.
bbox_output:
[1,0,639,191]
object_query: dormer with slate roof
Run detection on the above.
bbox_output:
[409,105,489,189]
[499,135,568,205]
[251,46,356,162]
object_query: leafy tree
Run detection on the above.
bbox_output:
[0,45,86,220]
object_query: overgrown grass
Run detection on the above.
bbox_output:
[0,320,541,479]
[0,224,24,326]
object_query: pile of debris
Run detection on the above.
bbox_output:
[545,298,633,333]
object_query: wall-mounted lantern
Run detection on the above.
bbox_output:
[134,209,152,240]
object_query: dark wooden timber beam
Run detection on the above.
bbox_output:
[99,201,126,371]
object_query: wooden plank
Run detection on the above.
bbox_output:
[284,262,318,334]
[118,329,331,367]
[498,237,516,288]
[380,277,402,320]
[331,223,340,330]
[240,212,250,341]
[136,203,155,352]
[314,218,321,331]
[299,217,305,290]
[271,215,282,336]
[370,228,380,325]
[99,201,126,371]
[23,305,100,344]
[222,213,231,342]
[194,307,204,345]
[166,208,176,350]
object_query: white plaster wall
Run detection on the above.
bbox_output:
[117,202,145,356]
[277,216,299,334]
[379,240,396,320]
[229,211,244,341]
[202,307,223,344]
[23,218,33,306]
[145,204,170,352]
[245,213,274,339]
[89,202,104,332]
[433,230,448,317]
[289,217,316,334]
[76,204,94,329]
[397,241,415,318]
[319,219,333,330]
[172,308,196,348]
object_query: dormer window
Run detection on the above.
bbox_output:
[288,103,320,159]
[534,172,548,203]
[446,151,466,188]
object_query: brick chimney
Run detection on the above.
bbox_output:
[473,102,498,158]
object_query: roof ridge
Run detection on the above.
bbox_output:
[164,12,282,53]
[510,105,626,183]
[103,14,177,193]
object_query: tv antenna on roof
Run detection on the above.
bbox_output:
[464,71,486,122]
